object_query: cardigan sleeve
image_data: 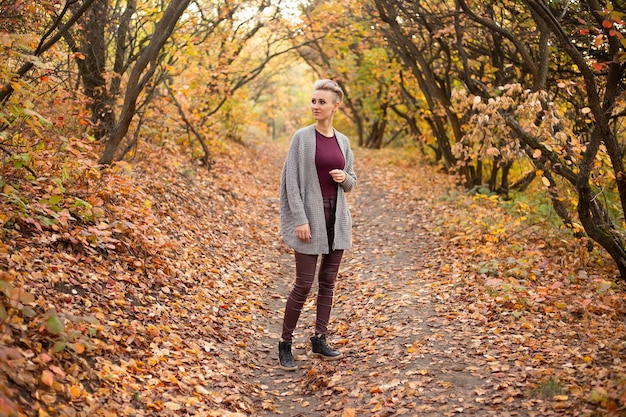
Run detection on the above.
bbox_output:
[338,134,356,192]
[282,134,309,226]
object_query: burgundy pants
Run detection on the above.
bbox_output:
[281,197,344,341]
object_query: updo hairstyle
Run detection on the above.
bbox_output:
[313,79,344,104]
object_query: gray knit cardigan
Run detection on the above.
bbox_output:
[280,124,357,254]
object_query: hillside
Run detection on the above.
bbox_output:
[0,136,624,416]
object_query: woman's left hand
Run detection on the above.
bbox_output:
[329,169,346,183]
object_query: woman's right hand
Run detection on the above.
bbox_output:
[295,224,311,242]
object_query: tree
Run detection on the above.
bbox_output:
[63,0,137,140]
[374,0,463,174]
[98,0,191,164]
[374,0,553,188]
[296,0,406,148]
[0,0,97,112]
[370,0,626,278]
[158,0,304,165]
[520,0,626,278]
[450,0,626,278]
[0,0,99,174]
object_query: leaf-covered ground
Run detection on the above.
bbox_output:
[0,136,624,416]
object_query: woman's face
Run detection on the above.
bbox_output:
[311,90,339,122]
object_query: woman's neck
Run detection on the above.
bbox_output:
[316,120,334,137]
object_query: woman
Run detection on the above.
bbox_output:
[278,79,357,371]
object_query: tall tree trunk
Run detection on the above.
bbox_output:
[577,125,626,278]
[99,0,191,165]
[499,161,512,196]
[78,0,115,139]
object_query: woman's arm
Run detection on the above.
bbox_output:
[339,138,356,192]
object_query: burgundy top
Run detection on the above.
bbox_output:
[315,129,345,197]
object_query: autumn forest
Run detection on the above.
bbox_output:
[1,0,626,416]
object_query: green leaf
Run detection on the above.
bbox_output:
[0,304,6,321]
[73,198,91,208]
[22,306,36,317]
[51,341,66,353]
[66,329,82,342]
[46,316,64,335]
[48,195,62,205]
[39,216,57,226]
[588,387,608,404]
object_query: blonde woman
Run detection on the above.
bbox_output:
[278,79,357,371]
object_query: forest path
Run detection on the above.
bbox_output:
[1,130,619,417]
[246,146,529,417]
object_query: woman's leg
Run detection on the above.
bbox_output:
[315,195,343,336]
[315,249,343,336]
[312,242,344,360]
[281,251,318,341]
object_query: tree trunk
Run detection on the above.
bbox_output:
[577,125,626,278]
[510,170,536,193]
[488,158,500,193]
[78,0,115,139]
[99,0,191,165]
[499,161,512,196]
[363,117,387,149]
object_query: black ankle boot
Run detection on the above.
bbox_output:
[310,334,342,360]
[278,341,297,371]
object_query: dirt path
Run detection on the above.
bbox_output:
[247,149,532,417]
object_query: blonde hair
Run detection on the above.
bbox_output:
[313,79,344,103]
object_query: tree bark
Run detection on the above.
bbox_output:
[98,0,191,165]
[76,0,115,139]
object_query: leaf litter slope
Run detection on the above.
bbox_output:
[0,137,623,417]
